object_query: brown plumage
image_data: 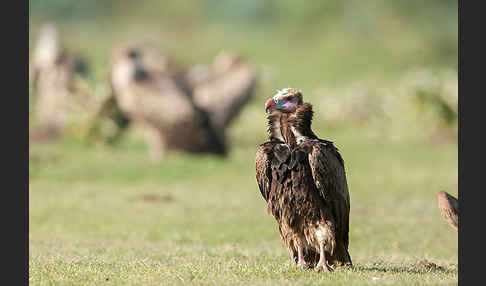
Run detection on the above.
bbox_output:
[437,191,458,231]
[86,42,182,145]
[189,51,258,131]
[30,23,89,141]
[109,43,225,161]
[102,42,257,160]
[256,88,352,272]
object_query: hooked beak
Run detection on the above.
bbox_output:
[265,98,275,113]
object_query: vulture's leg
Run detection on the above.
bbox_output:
[315,243,332,273]
[142,125,167,162]
[296,244,310,270]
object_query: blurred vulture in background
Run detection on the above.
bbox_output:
[186,51,258,131]
[437,191,458,231]
[29,23,89,141]
[92,42,257,161]
[90,42,257,160]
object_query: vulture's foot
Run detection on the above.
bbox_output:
[297,261,311,270]
[141,124,167,163]
[315,242,333,272]
[296,245,310,270]
[314,262,332,273]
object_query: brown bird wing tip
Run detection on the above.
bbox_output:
[437,191,458,207]
[437,191,459,231]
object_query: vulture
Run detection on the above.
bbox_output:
[107,43,257,161]
[437,191,458,231]
[86,42,183,144]
[30,23,89,141]
[255,88,352,272]
[96,42,257,160]
[188,51,258,131]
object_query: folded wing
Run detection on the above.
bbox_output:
[306,140,351,247]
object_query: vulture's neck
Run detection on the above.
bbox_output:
[267,103,317,148]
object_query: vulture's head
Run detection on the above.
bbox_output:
[265,88,303,113]
[110,44,154,88]
[33,23,61,69]
[110,42,183,88]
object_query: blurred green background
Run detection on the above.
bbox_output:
[29,0,457,86]
[29,1,458,285]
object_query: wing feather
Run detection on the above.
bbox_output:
[437,191,459,231]
[192,60,257,130]
[306,140,351,245]
[255,142,274,202]
[306,141,349,203]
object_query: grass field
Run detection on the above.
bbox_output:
[29,103,458,285]
[29,1,457,284]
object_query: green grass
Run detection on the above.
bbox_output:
[29,104,458,285]
[29,2,457,284]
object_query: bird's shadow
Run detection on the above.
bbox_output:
[345,260,457,275]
